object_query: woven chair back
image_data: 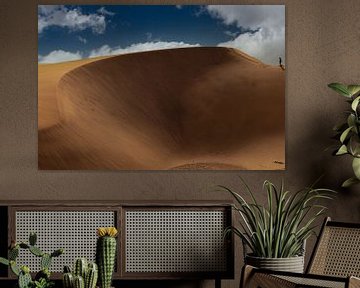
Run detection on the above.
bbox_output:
[308,218,360,277]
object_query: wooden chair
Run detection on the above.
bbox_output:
[241,217,360,288]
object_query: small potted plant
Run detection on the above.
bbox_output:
[328,83,360,187]
[220,179,334,273]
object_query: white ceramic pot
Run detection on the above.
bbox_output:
[245,254,305,273]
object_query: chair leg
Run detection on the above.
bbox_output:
[240,265,296,288]
[240,265,255,288]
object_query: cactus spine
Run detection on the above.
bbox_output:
[96,227,118,288]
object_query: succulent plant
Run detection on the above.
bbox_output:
[0,232,63,288]
[96,227,118,288]
[63,260,98,288]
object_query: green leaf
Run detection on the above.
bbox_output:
[347,85,360,97]
[352,96,360,111]
[342,177,360,188]
[349,135,360,157]
[10,261,20,276]
[29,246,44,257]
[328,83,350,97]
[347,114,356,128]
[40,254,51,270]
[340,126,353,143]
[0,257,9,266]
[352,157,360,179]
[336,145,348,155]
[9,247,19,261]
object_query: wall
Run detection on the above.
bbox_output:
[0,0,359,287]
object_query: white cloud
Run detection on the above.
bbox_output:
[89,41,201,58]
[38,50,82,63]
[97,7,115,16]
[38,5,107,34]
[206,5,285,65]
[37,41,201,64]
[218,27,285,65]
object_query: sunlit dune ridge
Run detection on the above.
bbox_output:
[38,47,285,170]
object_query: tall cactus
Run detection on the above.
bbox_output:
[96,227,118,288]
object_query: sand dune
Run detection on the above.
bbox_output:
[38,47,285,170]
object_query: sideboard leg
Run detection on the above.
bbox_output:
[215,278,221,288]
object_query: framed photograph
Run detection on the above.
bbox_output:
[38,5,285,170]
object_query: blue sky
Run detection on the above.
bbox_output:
[38,5,285,64]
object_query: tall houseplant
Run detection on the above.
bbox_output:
[221,179,334,272]
[328,83,360,187]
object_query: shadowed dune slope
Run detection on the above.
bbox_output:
[38,47,285,170]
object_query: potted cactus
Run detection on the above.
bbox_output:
[0,232,63,288]
[63,258,98,288]
[96,227,118,288]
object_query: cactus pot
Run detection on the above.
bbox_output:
[245,254,304,273]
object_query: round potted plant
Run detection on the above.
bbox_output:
[328,83,360,187]
[220,179,334,273]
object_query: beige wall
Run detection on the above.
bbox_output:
[1,0,360,287]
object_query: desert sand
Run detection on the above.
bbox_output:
[38,47,285,170]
